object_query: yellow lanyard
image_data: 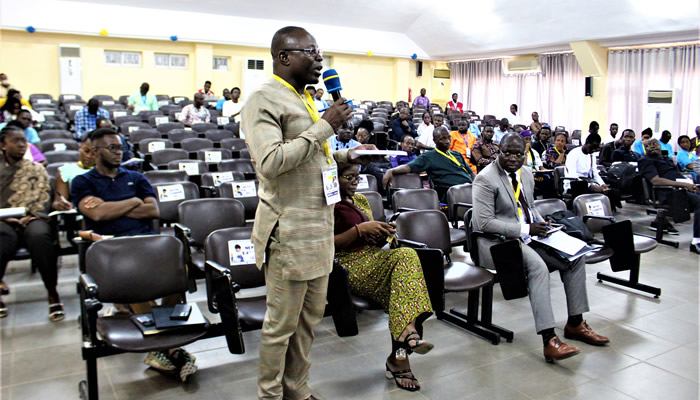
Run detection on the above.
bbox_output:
[273,75,331,164]
[527,150,533,166]
[511,169,524,220]
[436,149,466,171]
[554,147,562,156]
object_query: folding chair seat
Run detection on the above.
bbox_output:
[38,129,72,140]
[396,210,512,344]
[144,169,189,185]
[44,150,79,164]
[38,138,79,153]
[191,123,217,133]
[151,148,189,169]
[221,137,247,151]
[218,181,259,221]
[572,194,660,297]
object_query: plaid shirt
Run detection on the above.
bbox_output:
[74,107,110,138]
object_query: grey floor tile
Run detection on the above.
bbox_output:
[546,380,635,400]
[599,324,682,361]
[1,371,115,400]
[622,310,699,345]
[599,362,698,400]
[554,346,640,380]
[2,342,84,386]
[646,344,699,382]
[418,367,527,400]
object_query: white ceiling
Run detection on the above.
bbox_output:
[8,0,700,59]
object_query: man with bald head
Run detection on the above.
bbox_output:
[383,126,472,202]
[242,26,375,399]
[473,133,609,363]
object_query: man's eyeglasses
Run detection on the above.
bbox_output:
[282,48,323,57]
[502,151,525,159]
[94,145,126,153]
[340,174,360,182]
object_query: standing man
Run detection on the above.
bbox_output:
[599,124,622,166]
[197,80,214,97]
[222,87,244,123]
[242,26,372,400]
[128,82,159,115]
[390,107,417,142]
[449,119,478,174]
[412,88,430,109]
[473,133,609,362]
[508,104,522,126]
[446,93,463,114]
[74,98,110,139]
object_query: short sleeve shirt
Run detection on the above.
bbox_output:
[407,149,473,188]
[638,156,683,182]
[71,167,157,236]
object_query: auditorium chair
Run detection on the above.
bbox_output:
[392,188,467,248]
[218,181,259,221]
[151,148,189,169]
[196,148,232,167]
[38,129,73,140]
[166,159,208,180]
[44,150,79,164]
[205,129,233,145]
[234,148,251,159]
[199,171,245,197]
[221,137,247,152]
[223,122,240,137]
[640,178,683,248]
[114,115,141,127]
[146,113,168,126]
[165,129,197,145]
[41,121,69,131]
[39,139,79,153]
[156,121,185,134]
[446,183,473,228]
[361,190,386,222]
[180,137,214,153]
[137,138,173,158]
[356,174,379,193]
[78,234,245,400]
[144,169,189,185]
[191,122,217,133]
[151,181,200,235]
[119,121,151,136]
[397,210,512,345]
[572,194,660,297]
[387,172,423,207]
[217,159,256,180]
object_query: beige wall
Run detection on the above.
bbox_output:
[0,29,446,106]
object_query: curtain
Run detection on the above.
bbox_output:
[608,45,699,149]
[447,53,583,132]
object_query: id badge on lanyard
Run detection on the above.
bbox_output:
[322,165,341,205]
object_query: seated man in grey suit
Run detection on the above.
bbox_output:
[473,132,609,362]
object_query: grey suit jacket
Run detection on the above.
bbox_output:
[472,162,542,268]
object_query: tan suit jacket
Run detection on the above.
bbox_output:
[241,78,349,281]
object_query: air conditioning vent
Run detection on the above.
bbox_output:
[433,69,451,79]
[247,59,264,70]
[504,56,540,73]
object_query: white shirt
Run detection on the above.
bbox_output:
[493,127,509,143]
[525,148,543,170]
[564,147,604,191]
[416,123,435,148]
[507,112,522,126]
[222,100,244,122]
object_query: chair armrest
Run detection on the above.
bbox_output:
[78,273,102,344]
[204,260,245,354]
[560,177,580,182]
[200,185,218,198]
[173,223,197,292]
[451,202,472,228]
[205,260,241,314]
[79,273,99,299]
[396,207,417,213]
[173,223,196,247]
[472,230,506,242]
[397,238,428,248]
[582,215,616,224]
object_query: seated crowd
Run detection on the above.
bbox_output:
[1,74,699,396]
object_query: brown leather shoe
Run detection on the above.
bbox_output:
[564,321,610,346]
[543,336,580,363]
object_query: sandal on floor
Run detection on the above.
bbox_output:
[385,362,420,392]
[0,281,9,295]
[48,303,65,322]
[0,301,7,318]
[402,331,434,355]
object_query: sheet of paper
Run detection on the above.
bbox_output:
[37,99,51,104]
[532,231,587,255]
[0,207,27,219]
[585,200,605,216]
[228,239,256,266]
[154,116,169,126]
[157,184,185,202]
[53,143,67,151]
[40,110,55,116]
[112,111,127,118]
[157,100,169,107]
[232,181,256,198]
[217,117,230,126]
[212,172,234,186]
[63,95,76,100]
[178,162,199,176]
[70,104,84,111]
[356,175,370,190]
[205,151,222,163]
[128,126,140,133]
[148,141,166,152]
[353,150,408,156]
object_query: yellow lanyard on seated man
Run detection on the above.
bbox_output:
[436,149,467,172]
[273,74,331,164]
[511,169,524,221]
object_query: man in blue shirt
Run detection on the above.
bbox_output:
[71,128,158,236]
[328,122,361,151]
[215,88,230,110]
[391,106,417,142]
[74,98,110,139]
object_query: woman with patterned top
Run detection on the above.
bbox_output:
[543,132,568,169]
[177,93,211,127]
[0,125,62,321]
[334,161,434,392]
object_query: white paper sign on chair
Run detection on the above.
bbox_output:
[148,141,166,153]
[228,239,256,266]
[205,151,222,163]
[212,172,234,186]
[217,117,230,126]
[232,181,256,198]
[157,184,185,202]
[585,200,605,216]
[154,116,169,126]
[356,175,370,190]
[113,111,127,118]
[178,162,199,176]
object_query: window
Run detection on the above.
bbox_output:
[213,56,229,71]
[104,50,141,67]
[246,59,264,70]
[155,53,189,69]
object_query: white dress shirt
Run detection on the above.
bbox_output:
[417,123,435,148]
[564,147,604,191]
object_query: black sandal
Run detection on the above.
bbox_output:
[0,281,9,295]
[385,363,420,392]
[401,331,434,356]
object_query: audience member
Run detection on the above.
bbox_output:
[329,121,361,151]
[383,127,473,202]
[690,126,700,151]
[314,88,328,110]
[74,98,110,139]
[391,106,417,142]
[521,130,544,170]
[0,109,39,143]
[197,80,214,96]
[493,118,511,143]
[565,133,623,210]
[529,112,542,135]
[416,112,434,150]
[449,119,477,174]
[639,138,700,252]
[600,127,624,166]
[611,129,641,162]
[633,128,652,155]
[70,128,197,381]
[0,96,21,123]
[532,125,552,157]
[412,88,430,109]
[2,120,47,165]
[215,88,230,110]
[305,86,316,98]
[473,132,609,362]
[0,89,44,123]
[96,117,133,162]
[543,132,567,169]
[604,123,619,143]
[52,133,95,211]
[445,93,463,114]
[334,162,433,392]
[127,82,159,114]
[354,119,373,145]
[178,93,211,126]
[582,121,599,144]
[659,130,674,156]
[0,125,63,321]
[390,135,417,167]
[0,73,10,98]
[471,125,500,171]
[222,87,244,123]
[508,104,522,126]
[676,135,698,182]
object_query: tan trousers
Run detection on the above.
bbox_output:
[257,262,329,400]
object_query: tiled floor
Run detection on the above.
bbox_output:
[0,203,698,399]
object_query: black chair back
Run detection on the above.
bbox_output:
[220,138,247,151]
[219,181,259,220]
[532,198,567,218]
[205,227,265,288]
[144,169,189,184]
[38,130,72,140]
[39,139,79,153]
[572,193,612,233]
[392,188,439,213]
[197,148,232,163]
[178,198,246,245]
[356,174,378,193]
[157,122,185,134]
[181,138,214,153]
[152,181,200,223]
[166,159,208,175]
[200,171,245,187]
[446,183,473,224]
[395,210,451,254]
[361,191,386,222]
[129,128,162,143]
[205,129,234,143]
[218,159,255,174]
[192,123,218,133]
[45,150,79,164]
[152,148,189,167]
[166,129,197,144]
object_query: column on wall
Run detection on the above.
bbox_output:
[571,40,609,139]
[194,43,213,92]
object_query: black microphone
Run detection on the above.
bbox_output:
[322,69,342,102]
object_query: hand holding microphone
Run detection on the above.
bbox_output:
[320,69,352,130]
